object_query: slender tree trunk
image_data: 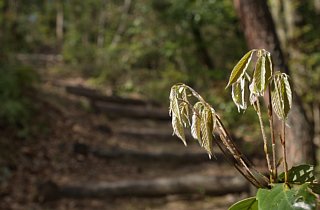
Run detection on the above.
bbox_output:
[110,0,132,48]
[97,0,107,48]
[233,0,316,167]
[56,1,64,49]
[190,21,215,69]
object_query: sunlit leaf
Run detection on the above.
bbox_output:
[271,73,292,120]
[282,74,292,119]
[232,77,248,112]
[271,76,284,119]
[228,197,258,210]
[252,55,266,95]
[180,102,190,127]
[226,50,254,88]
[172,114,186,146]
[200,107,213,158]
[191,102,202,145]
[169,86,180,119]
[265,52,273,83]
[232,80,242,111]
[211,108,217,131]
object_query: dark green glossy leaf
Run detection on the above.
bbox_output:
[228,197,258,210]
[278,165,315,183]
[257,183,317,210]
[226,50,254,88]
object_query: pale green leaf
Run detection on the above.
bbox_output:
[265,52,273,83]
[191,110,201,145]
[179,102,190,127]
[169,86,180,119]
[200,108,213,158]
[232,77,248,112]
[226,50,254,88]
[232,80,242,112]
[172,115,186,146]
[252,55,266,95]
[211,108,217,130]
[271,73,292,120]
[271,77,284,119]
[282,74,292,118]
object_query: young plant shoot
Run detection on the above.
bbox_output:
[169,49,319,210]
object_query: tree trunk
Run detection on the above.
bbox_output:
[56,0,64,49]
[233,0,316,167]
[190,21,215,69]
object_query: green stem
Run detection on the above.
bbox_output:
[268,85,277,182]
[281,121,288,184]
[216,117,269,188]
[255,100,272,181]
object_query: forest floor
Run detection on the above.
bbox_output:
[0,71,261,210]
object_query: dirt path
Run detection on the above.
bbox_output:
[0,79,251,210]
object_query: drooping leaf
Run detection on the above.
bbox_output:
[282,74,292,119]
[226,50,254,88]
[228,197,258,210]
[278,165,315,184]
[232,80,242,112]
[211,108,217,131]
[271,76,283,119]
[265,52,273,83]
[172,114,186,146]
[257,183,317,210]
[179,102,190,127]
[232,77,248,112]
[191,102,202,145]
[200,107,213,158]
[252,55,266,95]
[169,86,181,119]
[271,73,292,120]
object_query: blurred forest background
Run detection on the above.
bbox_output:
[0,0,320,210]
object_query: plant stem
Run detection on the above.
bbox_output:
[267,85,277,182]
[281,121,288,184]
[216,117,269,188]
[255,100,272,181]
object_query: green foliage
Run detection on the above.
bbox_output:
[0,61,37,134]
[169,84,217,158]
[226,50,254,88]
[228,197,258,210]
[256,183,317,210]
[169,49,319,209]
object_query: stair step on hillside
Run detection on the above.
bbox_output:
[38,174,249,201]
[72,142,223,164]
